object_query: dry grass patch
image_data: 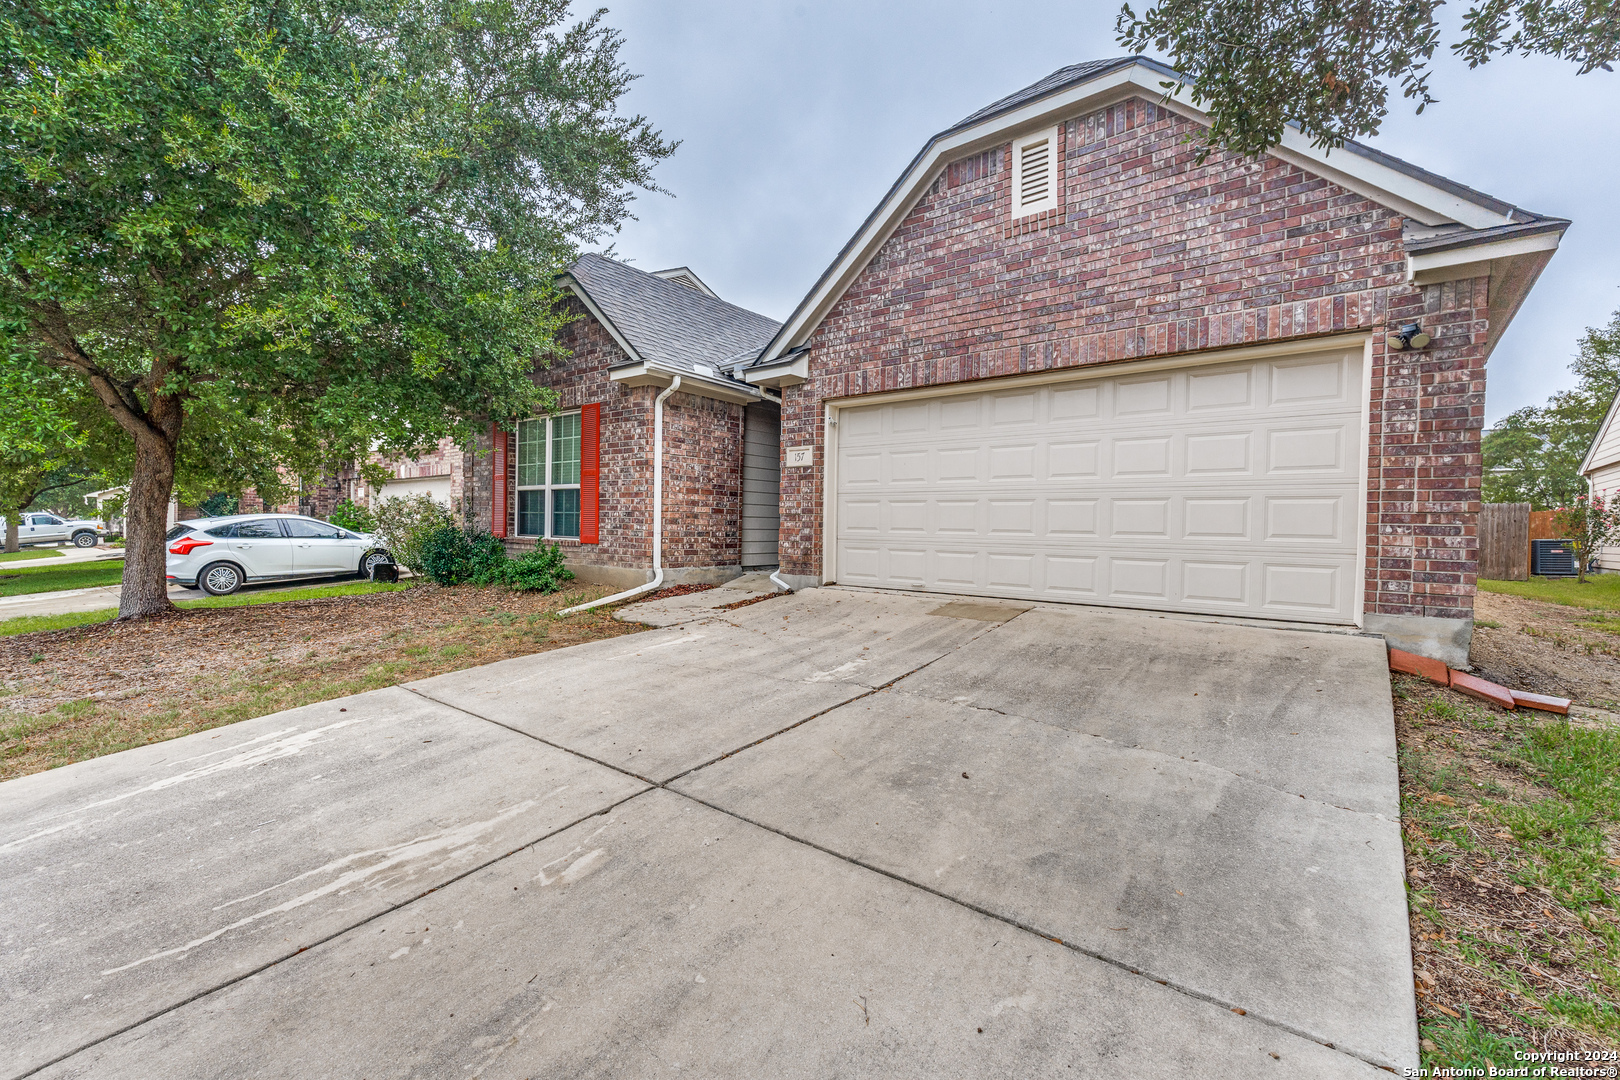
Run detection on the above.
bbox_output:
[0,582,641,780]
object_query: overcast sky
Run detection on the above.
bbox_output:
[578,1,1619,425]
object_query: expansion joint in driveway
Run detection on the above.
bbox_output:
[404,619,1393,1074]
[9,789,651,1080]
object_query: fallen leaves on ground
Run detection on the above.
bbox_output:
[0,582,641,780]
[1395,673,1620,1059]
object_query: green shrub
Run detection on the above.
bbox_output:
[500,543,573,593]
[328,498,377,534]
[414,527,572,593]
[198,492,239,517]
[372,494,455,572]
[419,526,508,586]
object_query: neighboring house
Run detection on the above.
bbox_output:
[733,56,1565,666]
[1580,391,1620,570]
[371,439,465,508]
[464,255,784,588]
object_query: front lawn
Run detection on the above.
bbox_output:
[0,560,124,597]
[0,548,64,563]
[1479,575,1620,612]
[0,582,637,779]
[0,580,410,637]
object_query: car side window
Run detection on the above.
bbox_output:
[284,519,342,539]
[39,515,63,525]
[205,523,238,538]
[234,520,283,539]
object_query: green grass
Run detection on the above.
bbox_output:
[1479,574,1620,612]
[0,561,124,597]
[0,548,64,562]
[1422,1008,1533,1071]
[0,580,410,636]
[1397,680,1620,1059]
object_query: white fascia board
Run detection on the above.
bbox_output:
[559,278,642,363]
[1581,388,1620,476]
[1406,230,1563,285]
[762,60,1522,363]
[608,363,760,405]
[741,352,809,388]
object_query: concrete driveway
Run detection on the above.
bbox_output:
[1,588,1414,1078]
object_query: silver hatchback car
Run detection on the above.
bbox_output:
[165,514,394,596]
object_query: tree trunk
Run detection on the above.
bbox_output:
[119,428,180,618]
[4,516,16,553]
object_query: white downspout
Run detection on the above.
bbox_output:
[560,375,682,615]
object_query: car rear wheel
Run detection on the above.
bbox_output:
[72,531,97,548]
[199,562,244,596]
[360,550,392,578]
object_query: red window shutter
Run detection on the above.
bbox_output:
[580,402,601,544]
[491,423,508,538]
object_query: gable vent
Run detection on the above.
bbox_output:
[1010,126,1059,221]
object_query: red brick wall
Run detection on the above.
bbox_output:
[780,97,1486,621]
[662,393,744,568]
[468,297,748,571]
[481,296,655,568]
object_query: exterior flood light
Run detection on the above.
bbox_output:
[1386,323,1431,351]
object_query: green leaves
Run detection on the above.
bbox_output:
[0,0,672,602]
[1482,308,1620,510]
[1116,0,1617,154]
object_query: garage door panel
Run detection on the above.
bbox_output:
[835,350,1364,624]
[1187,368,1253,410]
[1183,561,1249,605]
[1184,498,1250,539]
[1113,437,1171,477]
[1048,440,1101,478]
[1267,427,1345,472]
[1186,432,1252,475]
[1115,377,1172,415]
[1270,356,1348,404]
[1263,564,1343,613]
[1051,384,1100,420]
[1265,497,1343,542]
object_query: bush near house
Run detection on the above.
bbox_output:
[417,526,573,593]
[372,494,455,573]
[328,498,377,534]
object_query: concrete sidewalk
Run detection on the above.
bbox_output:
[2,587,1412,1078]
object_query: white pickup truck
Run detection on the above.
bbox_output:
[2,513,108,548]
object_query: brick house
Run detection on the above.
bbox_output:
[737,57,1565,665]
[465,254,785,589]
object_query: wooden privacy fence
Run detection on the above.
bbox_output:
[1479,503,1531,581]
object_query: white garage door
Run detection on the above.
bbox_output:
[833,348,1366,624]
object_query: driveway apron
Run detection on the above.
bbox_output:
[2,587,1413,1078]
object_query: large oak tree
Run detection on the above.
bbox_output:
[1,0,673,616]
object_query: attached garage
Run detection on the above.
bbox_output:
[829,343,1368,624]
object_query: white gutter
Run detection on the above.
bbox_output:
[559,376,682,615]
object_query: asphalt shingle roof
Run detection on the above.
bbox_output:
[567,254,781,377]
[951,57,1139,131]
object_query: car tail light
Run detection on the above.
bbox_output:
[168,537,213,555]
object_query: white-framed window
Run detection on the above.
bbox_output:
[515,412,582,539]
[1010,125,1059,220]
